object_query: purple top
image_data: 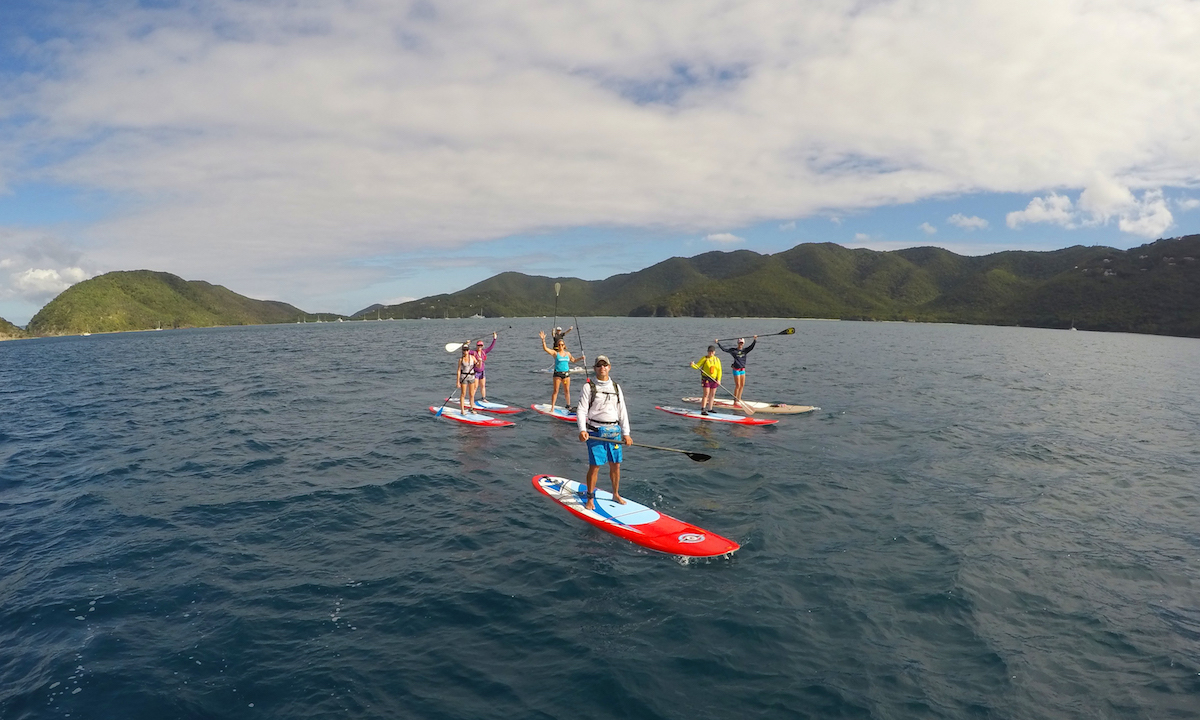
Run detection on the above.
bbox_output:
[472,337,496,372]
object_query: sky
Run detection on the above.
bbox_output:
[1,0,1198,325]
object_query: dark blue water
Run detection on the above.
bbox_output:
[2,318,1199,719]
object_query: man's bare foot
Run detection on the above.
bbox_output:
[612,494,627,505]
[584,499,595,510]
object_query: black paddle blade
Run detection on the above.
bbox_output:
[685,452,712,462]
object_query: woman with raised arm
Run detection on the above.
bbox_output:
[540,330,583,412]
[690,345,722,415]
[456,344,479,414]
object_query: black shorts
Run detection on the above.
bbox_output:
[553,371,570,379]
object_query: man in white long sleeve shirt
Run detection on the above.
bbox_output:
[576,355,632,511]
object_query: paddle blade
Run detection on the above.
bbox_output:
[779,327,795,335]
[685,452,712,462]
[554,282,561,296]
[445,342,465,352]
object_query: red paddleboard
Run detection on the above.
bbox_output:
[445,398,523,415]
[530,403,578,422]
[532,475,740,558]
[429,406,516,427]
[655,406,778,425]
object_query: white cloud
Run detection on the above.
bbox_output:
[1078,175,1136,224]
[1175,197,1200,211]
[7,267,89,300]
[705,233,745,245]
[918,222,936,235]
[1007,193,1076,229]
[0,229,95,302]
[778,221,796,231]
[853,233,871,242]
[0,0,1198,304]
[1118,189,1173,238]
[1006,184,1173,238]
[946,214,988,230]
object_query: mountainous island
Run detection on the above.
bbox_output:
[26,270,308,335]
[9,234,1200,339]
[0,316,24,339]
[376,234,1200,338]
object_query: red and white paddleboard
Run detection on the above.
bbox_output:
[655,406,778,425]
[429,406,516,427]
[530,403,578,422]
[532,475,740,558]
[444,398,523,415]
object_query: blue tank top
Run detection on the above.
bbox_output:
[554,352,570,372]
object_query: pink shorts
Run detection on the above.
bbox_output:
[701,378,719,389]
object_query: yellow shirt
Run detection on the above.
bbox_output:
[691,355,722,383]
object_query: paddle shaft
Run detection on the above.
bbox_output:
[696,366,753,414]
[433,386,459,417]
[573,311,589,383]
[592,436,711,462]
[715,327,795,343]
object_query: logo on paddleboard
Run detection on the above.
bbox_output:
[678,533,705,544]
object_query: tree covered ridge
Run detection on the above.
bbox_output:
[0,315,24,339]
[385,235,1200,338]
[26,270,306,335]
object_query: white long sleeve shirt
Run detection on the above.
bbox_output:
[576,378,630,436]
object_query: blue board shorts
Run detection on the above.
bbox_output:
[732,368,746,377]
[586,424,623,466]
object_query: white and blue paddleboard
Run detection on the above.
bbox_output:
[465,398,523,415]
[530,404,578,422]
[429,406,516,427]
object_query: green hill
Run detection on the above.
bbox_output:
[27,270,308,335]
[384,235,1200,338]
[0,316,25,339]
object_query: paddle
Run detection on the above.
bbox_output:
[552,282,561,337]
[715,327,795,343]
[573,311,589,383]
[444,325,512,352]
[593,436,711,463]
[695,366,754,415]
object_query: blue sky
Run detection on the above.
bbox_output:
[2,0,1199,325]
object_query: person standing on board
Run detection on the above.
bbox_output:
[539,330,583,411]
[472,332,497,401]
[716,336,757,404]
[456,344,479,414]
[690,345,722,415]
[552,325,574,344]
[576,355,631,511]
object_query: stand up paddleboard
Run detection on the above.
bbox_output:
[681,397,819,415]
[535,367,585,375]
[530,404,578,422]
[429,406,516,427]
[655,406,778,426]
[532,475,739,558]
[449,398,523,415]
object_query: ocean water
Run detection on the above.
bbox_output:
[1,318,1198,720]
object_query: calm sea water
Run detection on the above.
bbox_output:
[2,318,1198,720]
